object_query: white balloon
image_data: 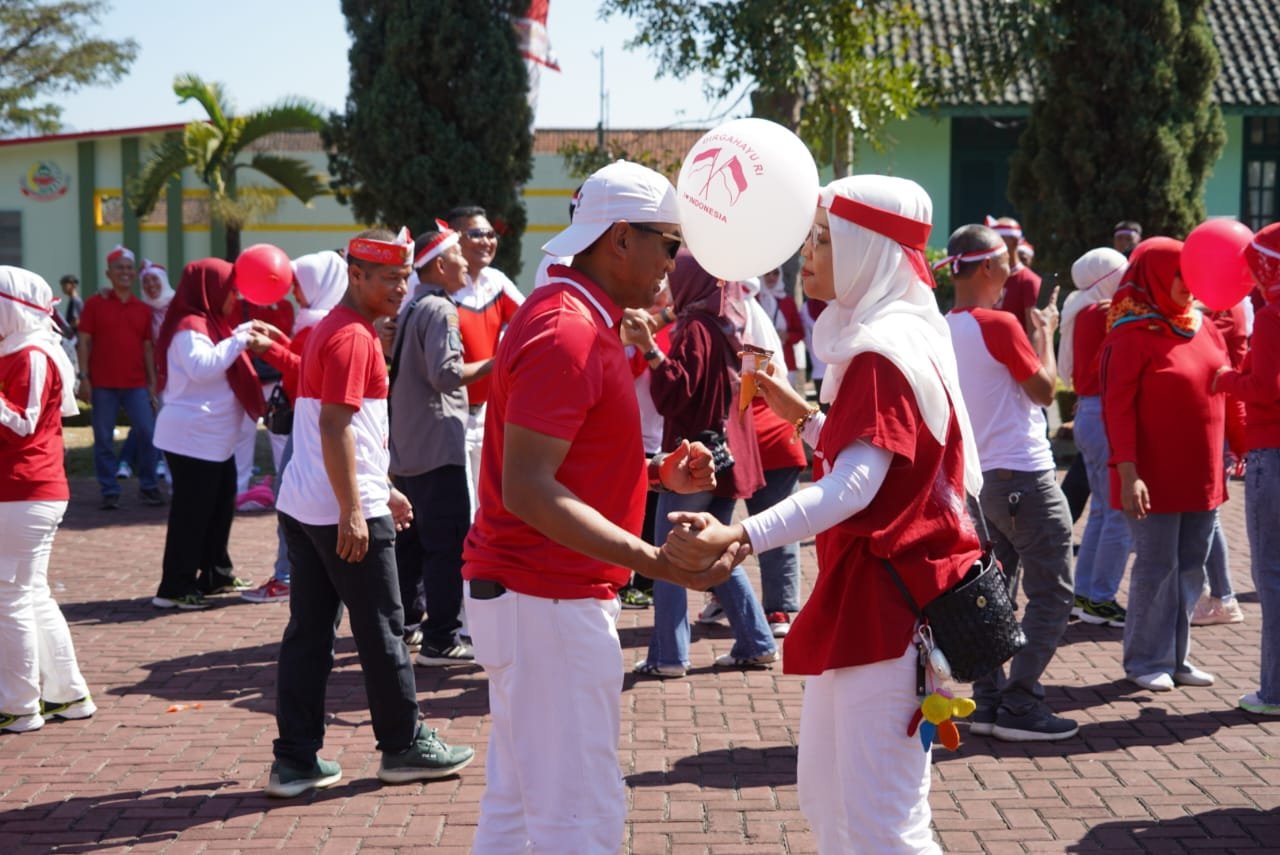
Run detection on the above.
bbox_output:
[675,118,820,282]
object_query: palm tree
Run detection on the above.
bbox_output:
[131,73,328,259]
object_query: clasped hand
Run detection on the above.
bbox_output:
[659,511,750,579]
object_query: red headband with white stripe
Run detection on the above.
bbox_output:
[348,226,414,266]
[107,245,135,265]
[0,290,58,315]
[827,193,935,287]
[983,215,1023,239]
[413,220,460,269]
[933,244,1008,275]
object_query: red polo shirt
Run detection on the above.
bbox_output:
[462,265,645,599]
[78,289,153,388]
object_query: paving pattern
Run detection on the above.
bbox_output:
[0,475,1276,853]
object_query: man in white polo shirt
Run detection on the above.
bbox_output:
[943,222,1077,744]
[268,227,474,798]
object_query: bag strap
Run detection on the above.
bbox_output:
[880,557,925,620]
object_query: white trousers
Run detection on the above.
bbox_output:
[234,382,287,494]
[798,644,942,855]
[464,404,485,521]
[468,584,626,854]
[0,500,90,715]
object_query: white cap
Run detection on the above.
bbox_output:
[542,160,679,257]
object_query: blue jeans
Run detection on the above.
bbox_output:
[646,490,776,668]
[743,466,803,613]
[90,386,158,496]
[1246,448,1280,704]
[270,434,294,584]
[1204,511,1234,600]
[1072,397,1132,602]
[1122,510,1215,679]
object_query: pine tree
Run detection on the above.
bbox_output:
[1006,0,1226,274]
[326,0,533,277]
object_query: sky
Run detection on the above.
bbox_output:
[52,0,746,135]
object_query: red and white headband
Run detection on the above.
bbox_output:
[1114,227,1141,238]
[1250,239,1280,262]
[826,193,934,287]
[413,220,460,270]
[348,226,414,266]
[0,289,58,315]
[106,245,135,265]
[983,215,1022,239]
[932,244,1008,275]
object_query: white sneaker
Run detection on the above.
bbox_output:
[41,695,97,720]
[0,711,44,733]
[1174,665,1215,687]
[696,594,726,625]
[1238,692,1280,716]
[714,650,779,668]
[1131,672,1175,692]
[115,461,132,479]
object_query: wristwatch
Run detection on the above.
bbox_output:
[643,346,663,362]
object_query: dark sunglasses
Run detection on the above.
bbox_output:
[630,222,682,259]
[464,228,498,240]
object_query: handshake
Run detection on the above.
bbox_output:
[654,511,753,592]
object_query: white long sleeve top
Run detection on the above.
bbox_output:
[153,328,251,462]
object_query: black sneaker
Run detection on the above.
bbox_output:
[264,757,342,798]
[992,706,1079,742]
[377,724,475,783]
[140,488,167,506]
[415,642,475,667]
[100,494,120,510]
[967,705,997,736]
[1078,599,1126,628]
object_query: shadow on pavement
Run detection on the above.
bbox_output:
[1066,806,1280,851]
[625,744,797,790]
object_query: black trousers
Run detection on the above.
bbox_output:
[156,452,237,598]
[393,466,470,649]
[1061,453,1091,524]
[274,513,419,767]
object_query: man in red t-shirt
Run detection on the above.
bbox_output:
[268,228,474,798]
[988,216,1042,333]
[76,245,164,510]
[945,223,1077,743]
[461,161,741,852]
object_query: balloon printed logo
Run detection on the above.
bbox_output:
[19,161,69,201]
[689,148,750,209]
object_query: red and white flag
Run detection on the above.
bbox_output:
[514,0,559,121]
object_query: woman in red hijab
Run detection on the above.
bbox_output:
[1214,222,1280,715]
[151,259,263,610]
[1100,238,1234,692]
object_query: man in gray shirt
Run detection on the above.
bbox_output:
[389,223,493,665]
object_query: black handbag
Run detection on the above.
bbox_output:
[881,553,1026,683]
[692,428,735,473]
[264,384,293,435]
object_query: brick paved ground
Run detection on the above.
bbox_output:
[1,474,1277,854]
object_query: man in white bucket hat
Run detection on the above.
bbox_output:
[462,160,744,853]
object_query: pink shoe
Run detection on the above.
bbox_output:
[1191,594,1244,626]
[236,484,275,511]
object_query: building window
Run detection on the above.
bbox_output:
[1242,116,1280,232]
[0,212,20,266]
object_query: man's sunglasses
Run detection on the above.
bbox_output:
[630,222,682,259]
[464,228,498,240]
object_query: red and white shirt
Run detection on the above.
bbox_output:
[784,354,982,675]
[0,346,68,502]
[462,266,645,600]
[453,266,524,406]
[277,307,390,525]
[946,307,1053,472]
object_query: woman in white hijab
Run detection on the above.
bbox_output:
[1058,248,1130,624]
[664,175,984,853]
[139,260,176,340]
[0,267,94,732]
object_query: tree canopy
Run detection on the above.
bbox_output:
[601,0,932,175]
[326,0,534,277]
[131,74,327,260]
[0,0,138,135]
[996,1,1226,274]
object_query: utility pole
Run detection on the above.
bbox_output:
[593,46,605,149]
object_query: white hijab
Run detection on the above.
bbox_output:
[0,266,79,417]
[139,260,175,337]
[739,276,788,375]
[1058,248,1128,387]
[292,251,348,331]
[811,175,982,496]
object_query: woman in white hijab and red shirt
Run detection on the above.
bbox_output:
[0,267,95,732]
[151,259,263,610]
[665,175,984,853]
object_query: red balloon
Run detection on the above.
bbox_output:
[234,244,293,305]
[1181,219,1255,311]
